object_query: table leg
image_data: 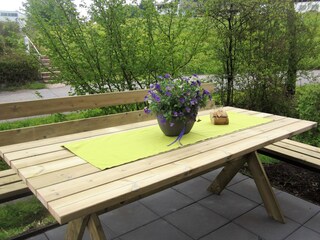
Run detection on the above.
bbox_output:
[247,152,285,223]
[65,214,107,240]
[87,214,107,240]
[207,157,247,194]
[65,216,89,240]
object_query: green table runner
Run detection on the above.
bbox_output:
[64,111,271,170]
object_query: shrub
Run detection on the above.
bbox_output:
[294,84,320,146]
[0,53,40,87]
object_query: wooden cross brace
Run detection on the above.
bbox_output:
[207,151,285,223]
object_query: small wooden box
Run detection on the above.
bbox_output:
[213,116,229,125]
[210,111,229,125]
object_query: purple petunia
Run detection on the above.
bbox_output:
[155,83,161,92]
[179,97,185,103]
[185,106,191,113]
[164,73,171,79]
[144,107,151,114]
[151,91,161,102]
[190,98,198,105]
[158,115,166,124]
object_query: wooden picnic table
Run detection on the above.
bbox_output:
[0,107,317,240]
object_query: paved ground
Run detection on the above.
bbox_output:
[26,169,320,240]
[0,84,72,103]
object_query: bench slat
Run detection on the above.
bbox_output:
[0,181,30,203]
[0,83,214,120]
[259,139,320,171]
[0,169,16,178]
[0,110,154,146]
[273,141,319,159]
[0,174,22,186]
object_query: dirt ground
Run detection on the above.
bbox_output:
[263,162,320,205]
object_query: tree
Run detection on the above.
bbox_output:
[25,0,208,94]
[206,0,258,105]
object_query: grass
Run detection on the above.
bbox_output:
[0,197,56,240]
[258,154,280,165]
[1,81,47,92]
[0,109,107,131]
[0,161,9,171]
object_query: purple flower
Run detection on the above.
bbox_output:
[144,107,151,114]
[203,89,212,100]
[155,83,161,92]
[192,74,198,78]
[157,75,164,79]
[165,91,172,96]
[179,97,185,103]
[190,98,197,105]
[191,81,197,87]
[185,106,191,113]
[170,122,175,127]
[144,95,149,102]
[197,80,201,86]
[150,84,154,89]
[151,92,160,102]
[164,73,171,79]
[182,77,190,82]
[158,115,166,124]
[173,111,178,117]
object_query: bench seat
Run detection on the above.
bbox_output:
[0,169,31,203]
[259,139,320,172]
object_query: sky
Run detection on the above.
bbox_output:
[0,0,93,14]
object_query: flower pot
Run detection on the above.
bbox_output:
[157,115,196,136]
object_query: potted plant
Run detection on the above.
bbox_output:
[144,74,212,143]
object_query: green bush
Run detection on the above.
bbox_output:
[294,84,320,146]
[0,53,39,87]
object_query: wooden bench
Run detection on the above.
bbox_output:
[0,83,214,204]
[259,139,320,172]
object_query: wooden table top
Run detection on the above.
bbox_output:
[0,107,316,224]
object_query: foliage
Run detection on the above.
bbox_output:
[144,74,211,124]
[0,197,55,240]
[0,53,39,88]
[0,22,25,55]
[25,0,208,94]
[294,84,320,147]
[0,161,9,171]
[206,0,319,113]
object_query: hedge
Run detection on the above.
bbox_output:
[0,54,40,87]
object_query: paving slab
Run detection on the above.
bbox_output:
[164,203,229,239]
[284,226,320,240]
[276,191,320,224]
[199,222,259,240]
[234,206,301,240]
[305,212,320,234]
[227,177,281,204]
[199,189,259,220]
[99,201,159,237]
[140,188,194,217]
[172,176,213,201]
[119,219,192,240]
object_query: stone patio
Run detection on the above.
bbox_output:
[27,168,320,240]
